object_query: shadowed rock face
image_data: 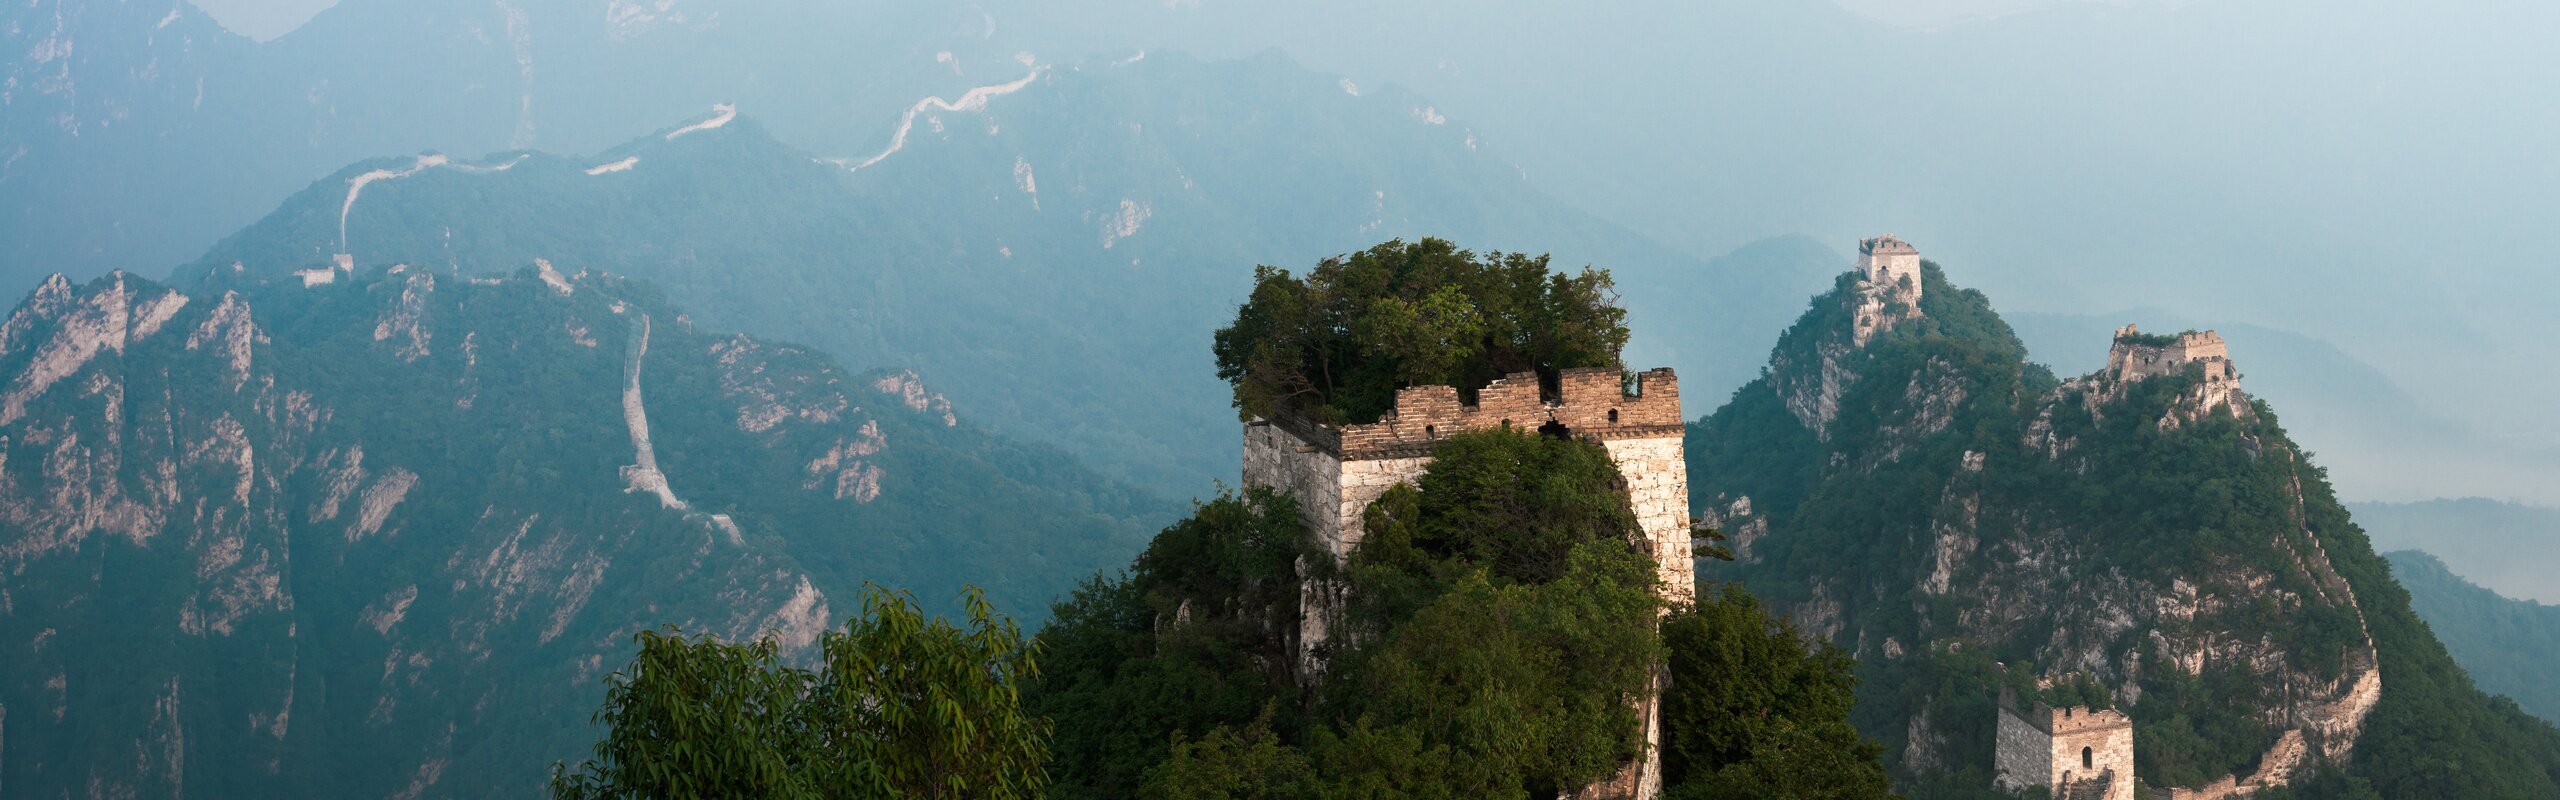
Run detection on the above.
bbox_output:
[0,266,1164,798]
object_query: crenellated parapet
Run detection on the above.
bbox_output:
[1271,367,1685,460]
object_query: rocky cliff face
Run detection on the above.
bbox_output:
[0,266,1163,798]
[1687,255,2385,792]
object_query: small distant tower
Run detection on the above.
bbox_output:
[2102,324,2244,414]
[1851,234,1926,347]
[1857,234,1923,293]
[1994,689,2136,800]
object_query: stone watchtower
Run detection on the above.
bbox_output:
[1853,235,1926,347]
[1858,234,1923,289]
[1241,366,1695,799]
[1995,690,2137,800]
[1242,367,1695,611]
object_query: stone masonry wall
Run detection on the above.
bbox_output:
[1995,708,2056,793]
[1605,435,1696,606]
[1996,701,2136,800]
[1326,368,1684,460]
[2052,716,2136,800]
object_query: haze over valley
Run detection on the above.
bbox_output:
[5,1,2560,798]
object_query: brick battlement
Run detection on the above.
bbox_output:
[2017,702,2135,737]
[1269,367,1683,460]
[1861,234,1920,256]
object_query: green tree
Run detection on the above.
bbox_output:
[1138,710,1323,800]
[804,586,1049,799]
[550,585,1048,800]
[547,630,815,799]
[1212,238,1629,425]
[1026,490,1314,800]
[1660,585,1893,800]
[1323,539,1665,796]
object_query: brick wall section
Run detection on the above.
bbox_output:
[1995,708,2056,793]
[2150,730,2311,800]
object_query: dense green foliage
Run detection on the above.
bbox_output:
[1685,262,2560,798]
[2111,329,2184,348]
[1661,586,1894,799]
[552,586,1048,799]
[1035,427,1896,798]
[1030,491,1317,797]
[1036,432,1673,798]
[2379,550,2560,723]
[1212,238,1630,425]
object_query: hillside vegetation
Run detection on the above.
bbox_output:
[1686,259,2560,798]
[0,266,1165,797]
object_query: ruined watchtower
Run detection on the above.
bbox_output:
[1995,691,2136,800]
[2103,325,2244,414]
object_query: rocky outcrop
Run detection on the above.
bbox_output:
[872,370,957,427]
[1771,236,1930,440]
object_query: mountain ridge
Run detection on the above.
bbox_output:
[0,261,1169,797]
[175,51,1808,498]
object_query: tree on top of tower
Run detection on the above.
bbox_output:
[1212,238,1630,426]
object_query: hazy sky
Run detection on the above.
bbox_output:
[189,0,337,41]
[189,0,2175,42]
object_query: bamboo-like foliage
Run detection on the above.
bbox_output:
[551,585,1048,799]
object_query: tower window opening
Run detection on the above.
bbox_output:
[1608,408,1620,424]
[2082,747,2094,769]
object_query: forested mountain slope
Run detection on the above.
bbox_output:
[0,265,1166,798]
[1685,246,2560,798]
[2379,551,2560,725]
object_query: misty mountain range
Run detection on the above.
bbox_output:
[11,0,2559,510]
[9,1,2560,796]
